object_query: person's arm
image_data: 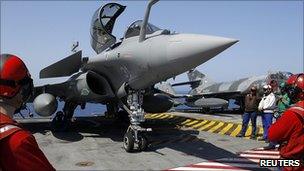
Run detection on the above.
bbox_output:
[258,98,264,111]
[12,133,55,171]
[268,111,296,143]
[281,95,291,107]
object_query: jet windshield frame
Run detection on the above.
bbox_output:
[124,20,161,39]
[90,3,126,54]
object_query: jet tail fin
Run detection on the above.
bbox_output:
[40,51,82,78]
[187,69,215,89]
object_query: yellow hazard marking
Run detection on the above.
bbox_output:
[181,119,193,125]
[159,114,170,119]
[153,114,166,119]
[168,115,175,119]
[230,124,242,137]
[219,123,234,135]
[208,122,225,133]
[149,114,159,118]
[147,113,265,140]
[191,120,208,129]
[185,120,199,126]
[258,127,264,136]
[244,126,252,137]
[198,121,217,131]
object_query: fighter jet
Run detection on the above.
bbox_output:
[31,1,238,152]
[170,69,292,111]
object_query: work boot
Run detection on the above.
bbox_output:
[250,135,256,139]
[236,133,244,137]
[257,137,266,141]
[263,144,275,150]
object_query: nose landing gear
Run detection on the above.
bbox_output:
[121,91,151,152]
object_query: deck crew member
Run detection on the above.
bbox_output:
[0,54,55,171]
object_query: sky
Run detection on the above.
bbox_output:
[1,1,303,91]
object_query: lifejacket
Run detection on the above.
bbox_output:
[0,113,22,141]
[280,101,304,160]
[288,104,304,127]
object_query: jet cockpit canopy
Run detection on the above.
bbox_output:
[90,3,125,54]
[124,20,161,39]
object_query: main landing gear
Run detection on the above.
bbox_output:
[121,91,151,152]
[51,101,77,132]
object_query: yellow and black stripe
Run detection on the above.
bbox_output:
[145,113,263,139]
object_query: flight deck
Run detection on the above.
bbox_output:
[18,112,276,171]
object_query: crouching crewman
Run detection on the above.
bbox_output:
[268,73,304,171]
[0,54,55,171]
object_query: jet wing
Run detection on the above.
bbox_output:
[40,51,82,78]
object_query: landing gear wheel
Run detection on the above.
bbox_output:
[138,135,148,151]
[123,131,134,152]
[51,111,70,132]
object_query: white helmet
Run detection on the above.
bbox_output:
[263,84,271,90]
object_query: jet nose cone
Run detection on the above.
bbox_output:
[168,34,238,64]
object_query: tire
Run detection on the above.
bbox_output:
[138,135,148,151]
[123,131,134,152]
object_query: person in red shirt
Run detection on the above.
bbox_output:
[268,73,304,171]
[0,54,55,171]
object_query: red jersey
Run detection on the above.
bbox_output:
[0,113,55,171]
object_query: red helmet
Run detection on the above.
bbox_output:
[0,54,33,100]
[285,73,304,102]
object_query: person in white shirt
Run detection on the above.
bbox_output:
[258,84,276,142]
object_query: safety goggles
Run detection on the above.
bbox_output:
[0,76,33,101]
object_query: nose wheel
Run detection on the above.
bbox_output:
[123,126,149,152]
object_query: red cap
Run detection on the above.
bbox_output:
[0,54,30,98]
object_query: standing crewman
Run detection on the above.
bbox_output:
[275,82,291,119]
[0,54,55,171]
[268,73,304,171]
[237,86,259,139]
[258,84,276,142]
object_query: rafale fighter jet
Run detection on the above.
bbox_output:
[31,1,238,152]
[170,69,292,111]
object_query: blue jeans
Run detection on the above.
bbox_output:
[261,112,273,140]
[240,111,257,136]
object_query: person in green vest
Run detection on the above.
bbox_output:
[275,82,291,119]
